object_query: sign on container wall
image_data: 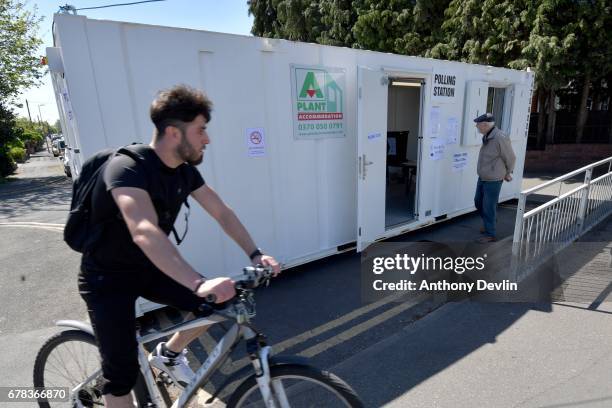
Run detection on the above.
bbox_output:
[431,71,458,104]
[291,65,346,139]
[246,127,266,157]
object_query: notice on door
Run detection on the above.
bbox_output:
[291,65,346,139]
[429,139,445,161]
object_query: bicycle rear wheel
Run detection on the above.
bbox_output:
[227,363,364,408]
[33,329,150,407]
[33,330,104,407]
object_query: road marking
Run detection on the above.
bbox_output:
[0,224,64,232]
[226,292,429,372]
[271,290,410,354]
[298,293,428,358]
[207,292,430,403]
[0,221,64,227]
[0,222,64,232]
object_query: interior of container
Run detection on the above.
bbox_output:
[385,78,422,229]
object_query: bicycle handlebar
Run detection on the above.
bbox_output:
[235,265,274,290]
[202,265,274,304]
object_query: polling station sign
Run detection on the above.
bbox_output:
[291,65,346,139]
[431,71,459,104]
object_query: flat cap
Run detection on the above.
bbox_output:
[474,113,495,123]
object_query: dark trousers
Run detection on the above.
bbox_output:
[78,265,206,396]
[474,178,503,238]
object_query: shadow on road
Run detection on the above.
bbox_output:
[0,176,72,220]
[140,217,612,406]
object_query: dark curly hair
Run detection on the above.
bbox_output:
[150,85,212,139]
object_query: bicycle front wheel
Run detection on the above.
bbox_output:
[227,363,364,408]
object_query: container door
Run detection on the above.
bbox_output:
[461,81,488,147]
[509,84,530,141]
[357,67,388,251]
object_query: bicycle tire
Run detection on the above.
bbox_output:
[33,329,150,408]
[227,363,364,408]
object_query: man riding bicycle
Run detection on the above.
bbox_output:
[79,85,280,408]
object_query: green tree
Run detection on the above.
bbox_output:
[0,0,44,102]
[15,117,44,145]
[351,0,414,53]
[0,105,21,176]
[0,0,43,177]
[399,0,452,57]
[317,0,357,46]
[517,0,580,146]
[248,0,279,38]
[434,0,534,66]
[248,0,323,42]
[572,0,612,143]
[247,0,612,146]
[52,119,61,134]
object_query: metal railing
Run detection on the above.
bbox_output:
[512,156,612,278]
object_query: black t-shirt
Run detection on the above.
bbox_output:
[83,145,205,272]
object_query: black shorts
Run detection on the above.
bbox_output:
[78,264,206,396]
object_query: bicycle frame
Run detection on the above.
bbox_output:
[57,268,280,408]
[58,310,270,408]
[138,309,273,408]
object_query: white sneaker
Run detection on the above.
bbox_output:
[148,342,195,388]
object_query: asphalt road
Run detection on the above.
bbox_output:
[1,150,611,407]
[0,151,443,406]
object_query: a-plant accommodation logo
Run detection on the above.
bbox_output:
[291,65,346,139]
[296,69,343,121]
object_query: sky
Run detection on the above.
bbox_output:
[17,0,254,124]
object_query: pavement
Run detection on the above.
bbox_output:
[0,150,611,407]
[337,215,612,408]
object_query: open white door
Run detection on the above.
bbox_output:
[509,84,530,140]
[357,67,389,251]
[461,81,488,146]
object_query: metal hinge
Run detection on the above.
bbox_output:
[358,227,361,236]
[358,87,362,99]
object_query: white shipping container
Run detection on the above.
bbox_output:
[48,13,534,313]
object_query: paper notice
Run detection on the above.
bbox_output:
[429,139,445,161]
[429,106,441,137]
[452,152,468,172]
[446,117,459,144]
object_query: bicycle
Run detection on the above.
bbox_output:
[33,266,364,407]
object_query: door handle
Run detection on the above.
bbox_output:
[361,154,374,180]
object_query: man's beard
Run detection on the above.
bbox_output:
[177,134,203,165]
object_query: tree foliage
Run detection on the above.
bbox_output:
[432,0,535,68]
[0,104,21,176]
[248,0,612,145]
[0,0,44,101]
[0,0,44,177]
[317,0,357,46]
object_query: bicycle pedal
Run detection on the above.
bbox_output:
[155,371,174,386]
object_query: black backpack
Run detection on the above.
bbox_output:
[64,144,189,253]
